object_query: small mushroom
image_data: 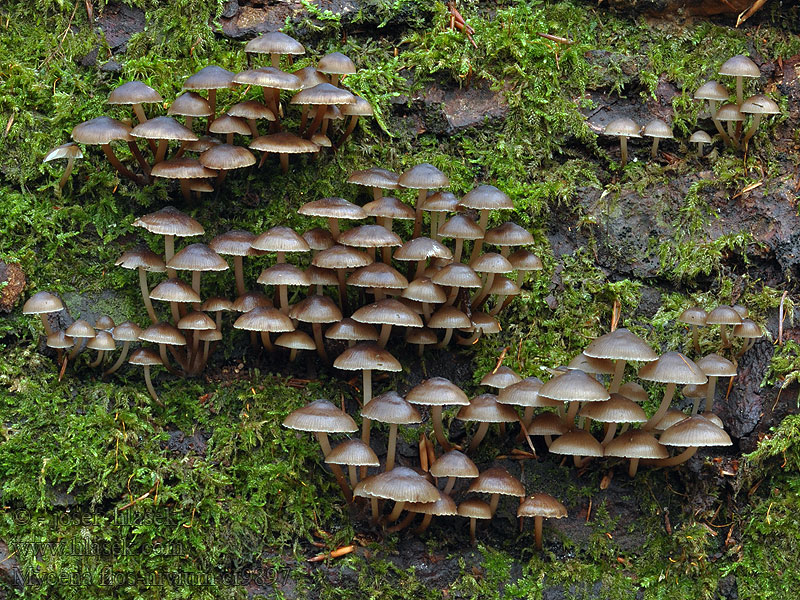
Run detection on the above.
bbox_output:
[642,119,673,159]
[43,143,83,195]
[518,494,567,550]
[603,118,641,167]
[689,131,713,157]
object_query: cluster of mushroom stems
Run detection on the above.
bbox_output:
[24,162,542,403]
[602,54,778,166]
[280,303,758,546]
[44,31,375,196]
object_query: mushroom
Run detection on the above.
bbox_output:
[689,131,713,157]
[642,119,673,159]
[290,82,356,137]
[604,430,667,477]
[138,322,187,375]
[498,376,560,429]
[733,318,761,356]
[527,413,568,448]
[695,353,736,415]
[23,291,65,338]
[87,331,115,368]
[678,306,707,355]
[715,104,744,148]
[518,494,567,550]
[360,391,422,470]
[548,429,604,468]
[337,224,402,263]
[603,117,641,167]
[351,298,423,348]
[459,185,514,261]
[651,416,731,467]
[394,237,453,280]
[150,277,201,324]
[406,377,469,451]
[198,143,257,186]
[694,81,731,144]
[438,214,484,263]
[456,394,519,453]
[168,92,213,137]
[299,197,366,241]
[400,490,457,534]
[104,321,143,376]
[71,116,146,183]
[347,263,408,302]
[130,116,198,165]
[209,229,258,296]
[430,450,479,495]
[132,206,204,270]
[398,163,450,238]
[275,329,316,362]
[317,51,357,88]
[705,305,742,349]
[538,368,610,427]
[244,31,305,69]
[325,317,378,348]
[583,328,658,393]
[740,94,780,150]
[325,439,379,489]
[182,65,237,127]
[354,466,439,523]
[232,306,294,351]
[257,263,310,314]
[166,243,228,300]
[128,348,164,405]
[639,351,707,430]
[337,96,374,149]
[312,245,372,311]
[150,157,217,202]
[288,295,342,362]
[579,393,647,446]
[43,143,83,195]
[428,305,472,348]
[719,55,760,106]
[467,466,525,515]
[347,167,400,202]
[458,499,492,546]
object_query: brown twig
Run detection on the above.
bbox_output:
[537,32,574,45]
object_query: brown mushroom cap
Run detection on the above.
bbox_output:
[333,341,402,372]
[325,318,378,342]
[428,306,471,330]
[740,94,780,116]
[150,278,201,304]
[23,291,65,314]
[275,330,316,350]
[43,142,83,162]
[398,163,450,190]
[289,295,342,323]
[252,226,310,254]
[352,298,423,328]
[347,263,408,290]
[360,391,421,424]
[643,119,673,139]
[603,118,641,138]
[244,31,305,56]
[129,347,162,366]
[689,131,713,145]
[130,116,198,142]
[719,55,760,79]
[480,366,522,389]
[402,278,446,304]
[303,228,335,251]
[72,116,133,145]
[299,197,366,220]
[282,398,357,433]
[457,394,519,423]
[658,416,732,447]
[199,144,257,170]
[139,322,186,346]
[47,331,74,349]
[733,319,761,339]
[678,307,707,326]
[694,81,730,102]
[706,305,743,326]
[168,92,213,117]
[112,321,143,342]
[257,263,311,287]
[394,237,453,262]
[528,412,569,436]
[338,225,402,249]
[354,466,439,503]
[457,498,493,519]
[108,80,163,106]
[405,491,458,516]
[567,353,616,375]
[151,157,217,180]
[324,439,379,467]
[250,131,319,154]
[583,328,657,362]
[422,191,461,213]
[439,214,485,240]
[467,467,525,497]
[209,230,257,257]
[696,353,737,377]
[232,307,294,332]
[578,393,647,423]
[183,65,236,90]
[460,184,513,211]
[538,369,610,403]
[65,319,96,339]
[715,104,744,123]
[499,377,561,408]
[176,311,216,331]
[430,450,479,479]
[517,494,567,519]
[232,291,272,313]
[363,196,415,220]
[638,352,707,385]
[167,244,228,272]
[347,167,400,190]
[133,206,204,237]
[290,82,356,106]
[618,381,649,404]
[604,430,668,459]
[406,377,469,407]
[548,429,604,457]
[317,51,357,75]
[471,252,514,274]
[431,263,482,288]
[484,222,535,248]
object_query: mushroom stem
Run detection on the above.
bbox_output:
[278,285,289,315]
[57,156,76,195]
[312,323,328,362]
[412,189,427,238]
[643,382,677,430]
[565,401,580,426]
[101,144,138,182]
[415,513,434,534]
[386,511,416,533]
[260,331,273,351]
[467,421,490,453]
[534,515,544,550]
[179,180,192,203]
[489,493,500,515]
[316,432,352,502]
[431,405,451,451]
[377,323,393,348]
[703,376,718,415]
[306,104,327,137]
[436,328,454,349]
[89,350,105,368]
[360,369,373,479]
[712,117,732,147]
[609,359,626,394]
[38,314,55,337]
[192,270,202,298]
[279,153,288,173]
[154,140,168,164]
[601,422,617,445]
[335,116,360,150]
[628,457,641,478]
[469,518,477,546]
[233,256,245,297]
[164,235,176,275]
[691,325,700,355]
[619,136,629,167]
[142,365,163,406]
[137,268,159,324]
[347,465,358,488]
[720,324,730,349]
[651,446,698,467]
[104,341,130,376]
[370,498,380,523]
[743,113,763,147]
[453,238,464,263]
[443,477,456,495]
[469,210,490,263]
[207,90,217,129]
[473,273,496,307]
[386,500,406,522]
[386,423,399,470]
[650,138,660,159]
[735,77,744,107]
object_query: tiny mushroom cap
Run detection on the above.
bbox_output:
[700,412,725,428]
[87,331,116,351]
[232,291,272,312]
[303,228,335,251]
[208,114,251,137]
[458,498,493,519]
[72,116,133,144]
[469,312,501,334]
[306,265,338,288]
[151,157,217,180]
[257,264,312,292]
[317,52,357,76]
[352,298,423,329]
[341,96,374,117]
[499,377,562,408]
[679,306,708,326]
[23,291,64,314]
[198,329,223,343]
[603,117,641,138]
[638,352,707,385]
[290,83,357,106]
[354,467,440,504]
[209,229,257,257]
[405,490,458,516]
[439,214,485,239]
[430,450,479,479]
[398,163,450,189]
[422,190,461,213]
[732,305,749,319]
[696,353,737,378]
[528,413,569,436]
[406,377,470,407]
[583,328,658,363]
[199,144,257,170]
[432,263,483,288]
[568,353,616,375]
[484,222,535,249]
[734,319,762,339]
[130,116,198,142]
[467,467,525,497]
[324,439,379,467]
[275,330,316,350]
[183,65,236,90]
[719,55,760,79]
[407,328,438,346]
[683,383,708,401]
[167,244,228,272]
[579,393,648,423]
[333,341,402,372]
[227,100,276,122]
[402,278,446,304]
[460,185,514,211]
[654,409,693,431]
[289,295,343,323]
[112,321,143,342]
[658,416,732,447]
[108,81,163,106]
[338,224,402,249]
[472,252,514,274]
[133,206,204,238]
[139,322,187,346]
[538,369,610,403]
[364,196,416,221]
[299,197,366,220]
[604,430,668,459]
[244,31,306,56]
[47,331,74,349]
[347,263,408,290]
[706,305,743,326]
[250,131,319,154]
[150,278,201,303]
[282,398,357,433]
[177,311,216,331]
[480,365,522,389]
[129,347,162,366]
[168,92,213,118]
[715,103,744,122]
[548,429,605,457]
[643,118,673,139]
[689,130,713,145]
[694,81,730,102]
[65,319,96,339]
[517,494,567,519]
[294,66,328,89]
[457,393,520,423]
[360,391,421,424]
[428,306,472,330]
[348,167,400,190]
[740,94,780,116]
[325,317,379,342]
[313,245,372,270]
[44,142,83,162]
[252,226,310,254]
[232,307,294,332]
[90,314,113,331]
[394,237,453,262]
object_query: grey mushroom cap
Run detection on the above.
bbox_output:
[108,81,163,105]
[360,391,422,424]
[694,81,730,102]
[719,55,760,78]
[637,351,707,385]
[604,118,641,138]
[282,398,357,433]
[604,430,668,459]
[353,466,439,503]
[324,439,379,467]
[689,131,713,144]
[517,494,567,519]
[244,31,305,56]
[643,119,673,139]
[740,94,780,115]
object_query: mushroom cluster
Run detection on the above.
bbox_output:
[44,31,374,196]
[25,164,541,402]
[692,55,779,153]
[600,54,779,165]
